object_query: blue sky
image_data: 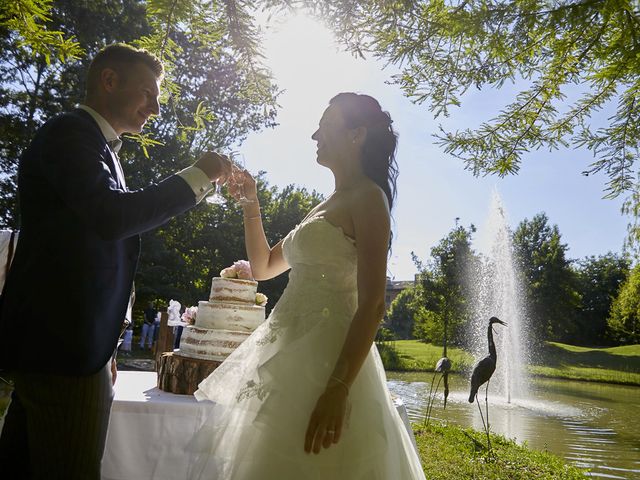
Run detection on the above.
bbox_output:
[238,13,628,280]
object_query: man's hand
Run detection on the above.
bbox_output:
[194,152,232,184]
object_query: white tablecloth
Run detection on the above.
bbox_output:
[102,371,415,480]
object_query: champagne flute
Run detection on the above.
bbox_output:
[230,153,253,205]
[204,180,226,205]
[204,152,234,205]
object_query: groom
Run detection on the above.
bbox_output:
[0,43,231,479]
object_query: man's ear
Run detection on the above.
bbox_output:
[101,68,119,93]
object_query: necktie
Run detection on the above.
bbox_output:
[107,138,126,188]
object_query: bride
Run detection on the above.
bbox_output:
[188,93,426,479]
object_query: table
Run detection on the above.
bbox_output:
[102,371,415,480]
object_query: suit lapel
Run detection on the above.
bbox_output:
[73,108,126,190]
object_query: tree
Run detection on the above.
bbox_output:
[608,263,640,344]
[386,286,420,339]
[413,222,478,345]
[513,213,580,343]
[574,253,630,345]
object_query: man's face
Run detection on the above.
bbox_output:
[107,63,161,135]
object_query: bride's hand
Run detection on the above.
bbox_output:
[304,385,349,454]
[228,168,258,203]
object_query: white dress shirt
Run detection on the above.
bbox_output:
[77,104,214,202]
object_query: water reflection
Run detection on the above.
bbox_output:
[387,373,640,479]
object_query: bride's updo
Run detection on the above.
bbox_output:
[329,93,399,211]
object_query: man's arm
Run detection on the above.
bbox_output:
[38,116,228,240]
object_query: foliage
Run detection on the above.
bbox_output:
[414,423,588,480]
[573,253,630,345]
[412,222,478,346]
[385,286,421,339]
[607,263,640,344]
[512,213,580,344]
[0,0,82,63]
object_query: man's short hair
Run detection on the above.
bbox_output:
[86,43,163,97]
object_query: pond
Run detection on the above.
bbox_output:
[386,372,640,479]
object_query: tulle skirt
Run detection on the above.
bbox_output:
[185,281,426,480]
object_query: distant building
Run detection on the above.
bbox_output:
[385,277,416,311]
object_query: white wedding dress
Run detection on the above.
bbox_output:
[187,216,426,479]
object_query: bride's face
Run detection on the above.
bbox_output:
[311,105,353,168]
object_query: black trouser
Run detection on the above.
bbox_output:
[0,362,113,480]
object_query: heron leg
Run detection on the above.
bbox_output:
[426,374,444,427]
[475,394,489,452]
[423,371,438,427]
[484,381,492,453]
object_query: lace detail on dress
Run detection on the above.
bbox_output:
[236,379,268,402]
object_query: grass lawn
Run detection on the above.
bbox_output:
[529,342,640,385]
[414,423,588,479]
[379,340,476,372]
[388,340,640,386]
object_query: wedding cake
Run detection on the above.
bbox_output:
[177,261,267,362]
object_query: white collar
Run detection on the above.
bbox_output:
[77,104,119,144]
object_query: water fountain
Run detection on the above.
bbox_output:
[469,191,530,403]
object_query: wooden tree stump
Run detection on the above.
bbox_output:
[157,352,222,395]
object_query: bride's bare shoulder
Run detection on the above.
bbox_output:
[351,180,389,214]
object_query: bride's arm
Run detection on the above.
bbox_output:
[304,185,390,454]
[234,171,289,280]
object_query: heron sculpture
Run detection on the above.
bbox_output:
[468,316,507,451]
[423,350,452,427]
[423,311,453,427]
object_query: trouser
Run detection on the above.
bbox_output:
[139,322,153,348]
[0,362,114,480]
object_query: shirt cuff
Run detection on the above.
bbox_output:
[177,166,215,203]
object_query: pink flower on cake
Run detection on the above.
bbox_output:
[234,260,253,280]
[255,292,268,306]
[181,306,198,325]
[220,267,236,278]
[219,260,254,280]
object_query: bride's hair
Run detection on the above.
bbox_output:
[329,93,399,211]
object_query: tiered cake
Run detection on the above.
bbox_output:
[178,276,266,361]
[157,261,267,394]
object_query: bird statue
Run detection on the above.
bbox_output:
[423,322,453,427]
[468,316,507,452]
[468,316,507,403]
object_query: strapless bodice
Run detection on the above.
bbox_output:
[282,216,357,292]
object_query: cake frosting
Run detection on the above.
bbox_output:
[177,263,266,363]
[209,277,257,304]
[178,327,251,361]
[196,300,264,331]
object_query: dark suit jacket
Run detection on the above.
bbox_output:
[0,109,196,375]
